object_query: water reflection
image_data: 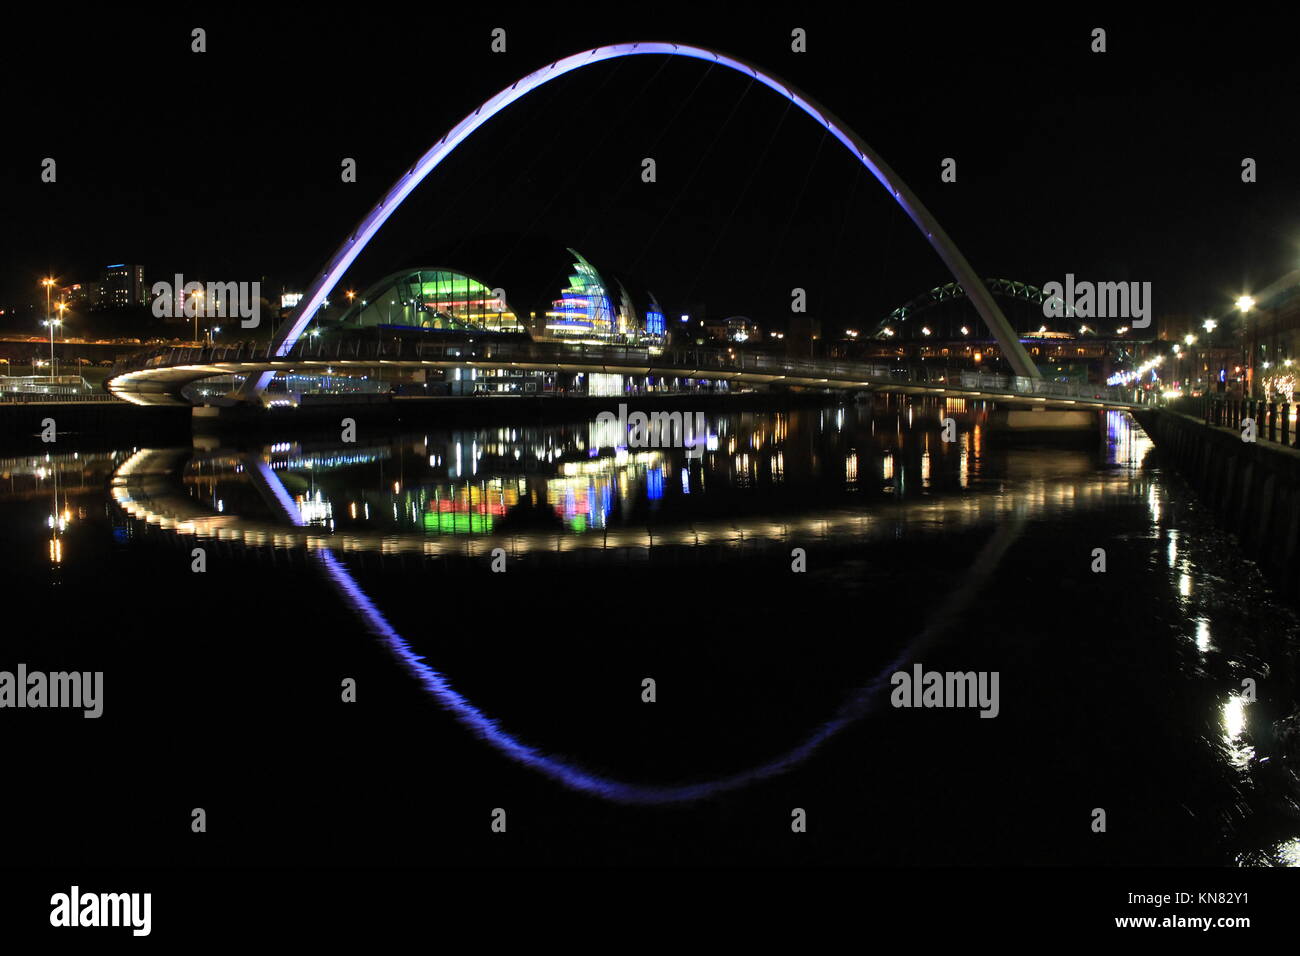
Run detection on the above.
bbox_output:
[5,403,1298,861]
[112,407,1168,556]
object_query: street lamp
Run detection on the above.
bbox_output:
[41,316,60,379]
[190,289,204,344]
[54,300,68,377]
[1201,319,1219,391]
[1237,295,1257,396]
[40,277,55,319]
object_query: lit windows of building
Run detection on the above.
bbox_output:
[100,264,145,308]
[544,249,614,341]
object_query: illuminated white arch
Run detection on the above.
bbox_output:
[237,41,1037,398]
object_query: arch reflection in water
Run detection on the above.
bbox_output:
[111,432,1036,805]
[286,469,1030,805]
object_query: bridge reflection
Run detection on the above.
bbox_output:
[110,409,1152,557]
[104,409,1156,804]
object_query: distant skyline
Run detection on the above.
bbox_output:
[4,10,1297,333]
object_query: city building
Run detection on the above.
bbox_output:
[543,249,616,342]
[334,268,525,334]
[58,282,102,308]
[98,264,146,309]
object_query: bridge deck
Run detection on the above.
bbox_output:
[107,339,1155,409]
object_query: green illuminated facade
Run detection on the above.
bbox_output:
[338,269,523,333]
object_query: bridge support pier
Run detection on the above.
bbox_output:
[985,407,1100,443]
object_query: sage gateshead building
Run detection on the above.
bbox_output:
[329,248,666,347]
[333,268,526,333]
[315,248,669,395]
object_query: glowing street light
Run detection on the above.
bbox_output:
[1203,319,1217,333]
[41,277,55,314]
[1236,296,1259,395]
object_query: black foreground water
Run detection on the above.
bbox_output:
[3,401,1298,866]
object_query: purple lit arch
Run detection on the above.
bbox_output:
[235,41,1038,399]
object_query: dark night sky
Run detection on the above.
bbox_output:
[2,7,1297,332]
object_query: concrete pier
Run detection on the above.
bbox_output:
[985,408,1100,443]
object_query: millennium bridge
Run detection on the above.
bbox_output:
[106,336,1154,410]
[106,41,1161,415]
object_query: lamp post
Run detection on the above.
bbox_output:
[1237,295,1256,396]
[1203,319,1218,392]
[40,278,55,376]
[191,289,204,345]
[42,317,60,379]
[54,300,68,377]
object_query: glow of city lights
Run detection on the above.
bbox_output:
[1108,354,1164,387]
[1236,295,1255,313]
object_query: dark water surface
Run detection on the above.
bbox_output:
[4,400,1299,866]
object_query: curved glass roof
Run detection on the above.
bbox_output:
[336,268,523,333]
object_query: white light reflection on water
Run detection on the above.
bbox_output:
[1195,618,1212,653]
[1222,694,1256,770]
[1276,838,1300,867]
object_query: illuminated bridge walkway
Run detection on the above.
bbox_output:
[107,337,1154,410]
